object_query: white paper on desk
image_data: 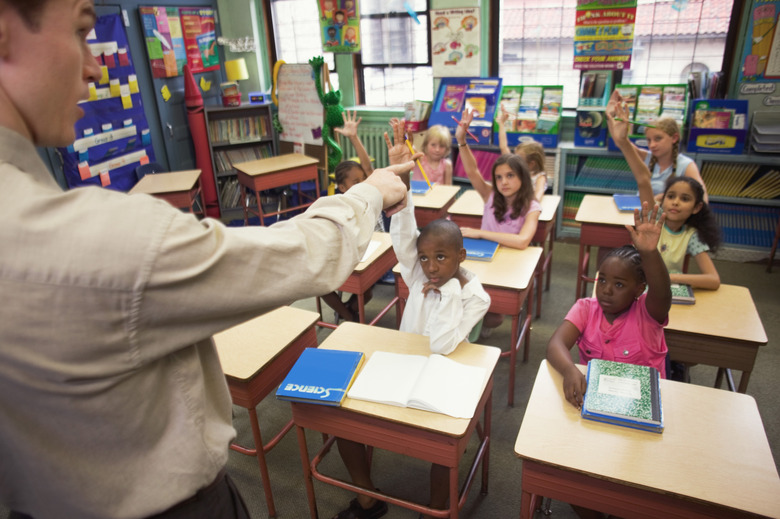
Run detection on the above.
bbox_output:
[347,351,487,419]
[359,240,380,263]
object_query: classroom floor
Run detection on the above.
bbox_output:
[3,240,777,519]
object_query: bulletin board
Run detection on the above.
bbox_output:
[60,13,154,192]
[272,62,326,166]
[139,6,218,78]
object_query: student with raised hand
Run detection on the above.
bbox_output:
[0,2,409,518]
[606,89,709,203]
[547,203,672,409]
[496,109,547,202]
[335,109,374,176]
[329,118,489,519]
[455,108,541,336]
[608,102,721,290]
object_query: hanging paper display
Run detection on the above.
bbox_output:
[179,8,219,73]
[139,6,187,78]
[738,0,780,82]
[430,8,481,77]
[319,0,361,53]
[59,13,155,192]
[573,1,637,71]
[140,6,218,76]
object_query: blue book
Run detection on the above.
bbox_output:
[276,348,364,406]
[463,237,499,261]
[613,194,642,212]
[581,359,663,434]
[410,180,433,194]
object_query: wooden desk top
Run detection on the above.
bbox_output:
[515,361,780,517]
[354,232,393,273]
[128,169,201,195]
[320,322,500,436]
[668,284,768,344]
[575,194,635,226]
[213,306,319,380]
[447,190,560,223]
[233,153,319,177]
[412,184,460,209]
[464,246,542,291]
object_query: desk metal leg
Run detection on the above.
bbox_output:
[296,426,320,519]
[249,408,276,517]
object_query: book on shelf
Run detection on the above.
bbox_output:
[276,348,365,406]
[670,283,695,305]
[410,180,433,195]
[581,358,663,434]
[612,194,642,212]
[347,351,487,419]
[463,237,499,261]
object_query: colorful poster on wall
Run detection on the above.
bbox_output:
[60,13,155,192]
[430,8,481,77]
[180,8,219,73]
[574,1,637,70]
[319,0,361,53]
[139,6,187,78]
[738,1,780,82]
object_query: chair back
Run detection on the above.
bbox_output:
[135,162,166,181]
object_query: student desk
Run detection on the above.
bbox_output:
[234,153,320,226]
[128,169,204,216]
[515,360,780,519]
[290,322,501,519]
[316,232,397,327]
[666,284,768,394]
[393,245,542,406]
[213,305,320,518]
[575,194,634,299]
[413,184,461,227]
[447,192,561,318]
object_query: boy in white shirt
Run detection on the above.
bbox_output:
[329,120,490,519]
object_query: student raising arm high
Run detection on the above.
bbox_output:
[608,101,721,290]
[454,108,541,250]
[496,108,547,202]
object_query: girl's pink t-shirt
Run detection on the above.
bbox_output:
[412,156,450,185]
[480,192,541,233]
[564,293,668,378]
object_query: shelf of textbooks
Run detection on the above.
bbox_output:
[556,143,780,249]
[205,104,277,220]
[574,71,612,148]
[606,83,689,152]
[687,99,748,155]
[428,77,502,145]
[494,85,563,148]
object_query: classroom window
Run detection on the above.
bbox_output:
[498,0,734,108]
[269,0,339,90]
[358,0,432,106]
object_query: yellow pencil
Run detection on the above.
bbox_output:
[406,139,432,190]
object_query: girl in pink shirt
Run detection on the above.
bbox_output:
[547,203,672,409]
[454,108,541,336]
[411,124,453,185]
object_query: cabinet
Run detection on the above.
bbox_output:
[205,104,276,221]
[556,142,780,251]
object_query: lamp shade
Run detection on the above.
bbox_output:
[224,58,249,82]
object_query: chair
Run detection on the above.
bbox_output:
[134,162,165,181]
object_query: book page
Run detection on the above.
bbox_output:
[408,354,487,419]
[347,352,428,407]
[359,240,381,263]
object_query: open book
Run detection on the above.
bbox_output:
[347,351,487,419]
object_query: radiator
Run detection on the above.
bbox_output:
[340,124,390,170]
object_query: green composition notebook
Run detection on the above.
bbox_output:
[581,359,663,433]
[670,283,695,304]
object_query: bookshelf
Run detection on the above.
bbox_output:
[556,142,780,251]
[205,104,276,221]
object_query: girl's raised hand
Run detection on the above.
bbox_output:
[384,118,412,165]
[605,99,631,144]
[334,110,362,138]
[627,201,665,253]
[454,108,474,143]
[496,107,509,125]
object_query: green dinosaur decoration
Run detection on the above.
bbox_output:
[309,56,344,172]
